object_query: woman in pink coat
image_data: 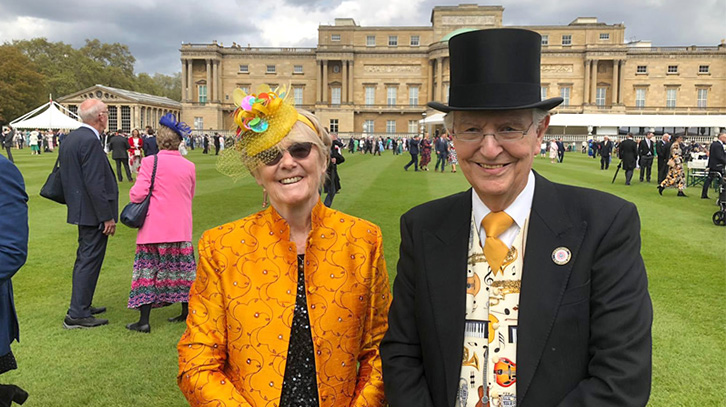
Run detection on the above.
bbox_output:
[126,114,196,333]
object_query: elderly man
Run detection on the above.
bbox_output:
[381,29,652,407]
[59,99,118,329]
[701,132,726,199]
[656,133,671,184]
[638,131,656,182]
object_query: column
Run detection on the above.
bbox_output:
[342,60,348,103]
[618,60,625,105]
[436,58,443,102]
[212,60,218,102]
[348,60,354,105]
[187,60,194,102]
[322,60,328,103]
[612,60,619,106]
[206,59,212,103]
[427,59,434,103]
[316,61,322,103]
[181,60,188,101]
[590,60,598,105]
[583,60,590,106]
[217,60,222,103]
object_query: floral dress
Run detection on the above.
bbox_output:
[448,140,458,164]
[128,136,143,174]
[419,138,432,167]
[660,142,685,190]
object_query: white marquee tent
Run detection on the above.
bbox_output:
[10,100,81,130]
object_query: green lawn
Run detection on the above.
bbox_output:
[2,147,724,406]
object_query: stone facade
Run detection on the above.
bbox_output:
[179,4,725,135]
[58,85,181,133]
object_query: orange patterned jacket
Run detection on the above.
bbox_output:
[178,201,390,407]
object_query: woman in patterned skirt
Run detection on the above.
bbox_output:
[126,114,196,333]
[128,129,144,175]
[178,85,390,407]
[448,134,458,173]
[419,133,432,170]
[658,134,687,197]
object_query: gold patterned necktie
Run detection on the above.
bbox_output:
[482,211,514,275]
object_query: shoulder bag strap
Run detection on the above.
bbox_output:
[148,154,158,194]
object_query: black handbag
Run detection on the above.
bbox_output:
[40,154,66,204]
[120,154,158,228]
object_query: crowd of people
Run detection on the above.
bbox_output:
[4,26,726,407]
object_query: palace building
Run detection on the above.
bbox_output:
[58,85,182,133]
[179,4,725,136]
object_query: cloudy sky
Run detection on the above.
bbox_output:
[0,0,723,75]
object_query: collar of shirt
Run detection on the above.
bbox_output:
[79,123,100,140]
[472,171,535,249]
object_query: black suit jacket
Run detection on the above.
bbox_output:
[638,138,655,158]
[59,126,119,226]
[656,141,670,165]
[619,139,638,170]
[599,141,612,157]
[707,140,726,172]
[107,135,131,160]
[143,136,159,156]
[381,173,652,407]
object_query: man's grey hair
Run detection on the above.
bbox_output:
[443,108,550,133]
[78,100,105,123]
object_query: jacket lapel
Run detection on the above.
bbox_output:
[516,173,587,404]
[422,190,471,405]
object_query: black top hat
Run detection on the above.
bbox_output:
[428,28,563,112]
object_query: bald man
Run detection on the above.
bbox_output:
[59,99,118,329]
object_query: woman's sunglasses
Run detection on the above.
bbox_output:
[265,142,314,166]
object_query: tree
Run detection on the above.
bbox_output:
[0,45,47,123]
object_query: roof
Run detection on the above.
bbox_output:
[94,85,181,108]
[10,101,81,130]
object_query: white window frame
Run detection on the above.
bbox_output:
[408,120,418,134]
[266,65,276,74]
[329,119,339,133]
[541,35,549,46]
[408,86,419,106]
[387,86,397,106]
[410,35,420,46]
[562,34,572,46]
[595,87,606,106]
[697,88,708,108]
[667,65,678,74]
[636,65,647,74]
[540,86,548,100]
[388,36,398,46]
[666,88,677,108]
[366,35,375,47]
[293,87,303,105]
[293,65,303,74]
[239,64,249,73]
[386,120,396,134]
[699,65,709,74]
[599,33,610,40]
[331,86,341,106]
[560,87,571,106]
[331,34,341,42]
[365,86,375,106]
[194,117,203,130]
[635,88,646,108]
[198,85,207,104]
[364,120,374,134]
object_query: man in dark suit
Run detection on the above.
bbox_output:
[404,135,420,171]
[638,131,656,182]
[142,127,158,156]
[324,134,345,207]
[381,29,652,407]
[599,136,613,170]
[434,134,450,172]
[59,99,118,329]
[1,127,14,163]
[656,133,671,184]
[556,137,565,163]
[0,154,29,404]
[213,133,221,155]
[107,131,133,182]
[701,132,726,199]
[619,133,638,185]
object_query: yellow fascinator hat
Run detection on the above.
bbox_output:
[217,84,315,178]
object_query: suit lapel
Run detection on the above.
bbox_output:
[516,173,587,404]
[422,190,471,405]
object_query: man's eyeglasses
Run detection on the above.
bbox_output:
[99,111,109,116]
[264,142,314,166]
[453,121,534,143]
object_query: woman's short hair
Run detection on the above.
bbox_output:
[157,125,182,151]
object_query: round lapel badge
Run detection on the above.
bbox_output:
[551,247,571,265]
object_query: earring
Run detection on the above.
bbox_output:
[262,190,268,208]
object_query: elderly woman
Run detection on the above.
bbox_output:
[126,114,196,333]
[178,86,390,407]
[658,134,687,197]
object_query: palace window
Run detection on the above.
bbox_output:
[636,65,647,74]
[541,86,548,100]
[366,35,375,47]
[387,86,397,106]
[595,87,607,107]
[410,36,420,46]
[667,65,678,74]
[194,117,203,130]
[331,34,341,42]
[562,34,572,46]
[293,87,303,105]
[239,65,249,73]
[697,88,708,109]
[293,65,303,74]
[699,65,709,74]
[386,120,396,134]
[388,36,398,46]
[666,88,677,108]
[599,33,610,40]
[541,35,549,46]
[331,87,341,106]
[409,86,419,106]
[635,88,646,108]
[121,106,131,133]
[108,106,117,130]
[329,119,339,133]
[364,120,374,133]
[140,107,145,126]
[68,105,78,117]
[266,65,276,74]
[365,86,375,106]
[408,120,418,134]
[560,87,571,106]
[198,85,207,104]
